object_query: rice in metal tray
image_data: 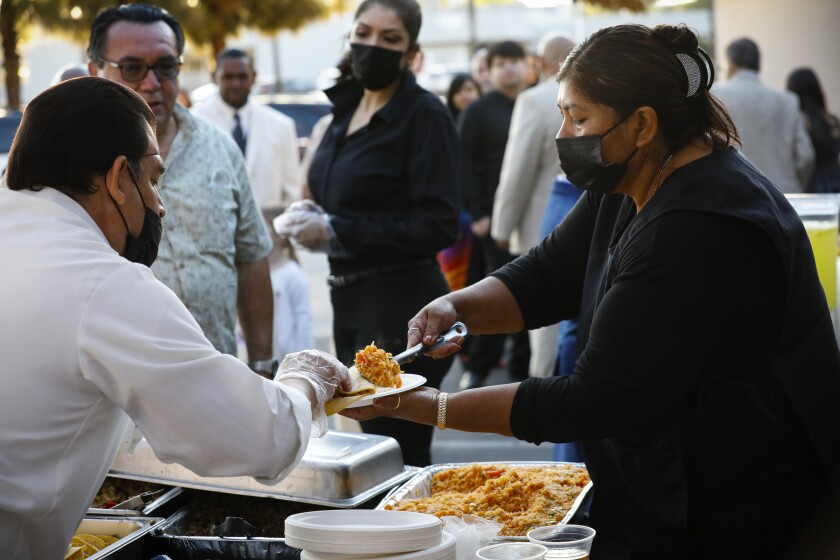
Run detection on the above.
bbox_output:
[377,462,592,537]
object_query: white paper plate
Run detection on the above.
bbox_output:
[300,531,456,560]
[345,374,426,409]
[285,510,441,554]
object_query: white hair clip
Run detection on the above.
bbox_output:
[676,47,714,99]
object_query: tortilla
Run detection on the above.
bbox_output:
[325,366,376,416]
[64,546,85,560]
[98,535,119,546]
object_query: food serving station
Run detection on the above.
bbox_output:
[74,430,417,559]
[73,431,592,560]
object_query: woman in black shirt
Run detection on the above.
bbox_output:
[343,24,840,558]
[445,73,481,123]
[276,0,459,467]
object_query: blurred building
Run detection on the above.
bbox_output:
[7,1,837,113]
[7,0,713,105]
[714,0,840,118]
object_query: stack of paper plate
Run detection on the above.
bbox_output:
[300,532,456,560]
[285,510,454,559]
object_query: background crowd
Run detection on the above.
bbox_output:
[13,0,840,467]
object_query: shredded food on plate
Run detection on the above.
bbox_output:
[355,342,402,388]
[385,464,590,536]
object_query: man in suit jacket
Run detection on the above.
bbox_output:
[491,32,576,378]
[713,38,814,193]
[193,48,302,213]
[491,32,575,256]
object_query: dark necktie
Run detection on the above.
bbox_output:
[232,112,247,155]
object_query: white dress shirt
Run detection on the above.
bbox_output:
[193,94,302,210]
[0,187,311,559]
[713,70,815,193]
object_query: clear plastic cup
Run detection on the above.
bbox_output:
[786,194,840,312]
[527,524,596,559]
[475,542,548,560]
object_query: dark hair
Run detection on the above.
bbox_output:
[87,3,185,64]
[787,67,838,166]
[355,0,422,52]
[446,73,480,120]
[787,67,827,113]
[487,41,526,67]
[726,38,760,72]
[215,47,253,72]
[6,77,155,197]
[558,24,739,152]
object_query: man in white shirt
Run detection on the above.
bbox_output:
[491,32,575,378]
[193,48,302,213]
[713,37,814,193]
[0,77,349,560]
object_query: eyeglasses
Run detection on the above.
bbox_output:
[99,57,183,82]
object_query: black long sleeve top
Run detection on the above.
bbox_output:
[308,71,460,276]
[457,90,516,220]
[496,148,840,558]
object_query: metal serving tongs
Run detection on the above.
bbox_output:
[392,321,469,366]
[110,489,164,512]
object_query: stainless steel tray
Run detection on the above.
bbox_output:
[74,516,164,560]
[87,483,184,517]
[375,461,593,540]
[153,534,298,560]
[108,430,417,508]
[152,507,301,560]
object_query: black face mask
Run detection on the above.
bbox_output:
[554,114,638,194]
[350,43,405,91]
[111,169,163,267]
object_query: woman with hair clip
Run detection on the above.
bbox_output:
[343,24,840,558]
[275,0,459,468]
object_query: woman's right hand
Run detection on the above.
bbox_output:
[406,297,464,358]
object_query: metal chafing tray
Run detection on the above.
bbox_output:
[87,477,186,518]
[151,501,307,560]
[73,516,164,560]
[375,461,593,540]
[108,430,418,508]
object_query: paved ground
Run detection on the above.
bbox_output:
[430,360,555,464]
[299,252,554,465]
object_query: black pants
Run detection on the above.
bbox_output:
[331,263,454,467]
[464,235,530,379]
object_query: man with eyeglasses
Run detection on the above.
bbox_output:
[87,4,278,377]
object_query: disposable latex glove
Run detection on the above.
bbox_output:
[273,200,324,241]
[274,208,348,255]
[284,199,324,215]
[274,350,351,437]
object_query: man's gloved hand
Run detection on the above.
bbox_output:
[274,350,352,437]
